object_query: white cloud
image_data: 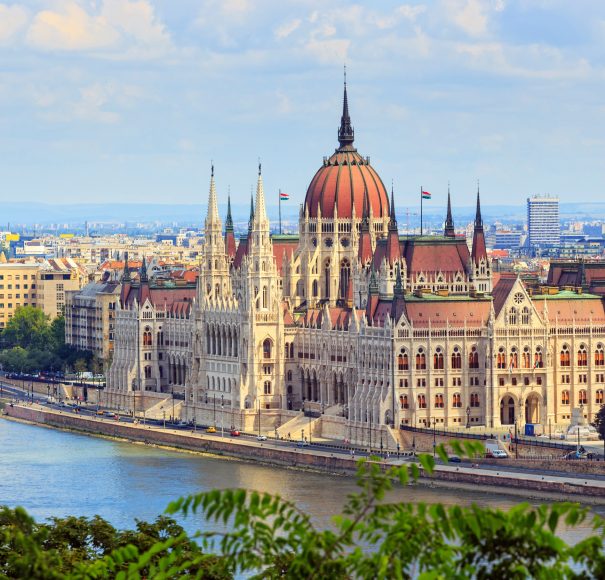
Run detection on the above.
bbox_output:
[0,4,29,45]
[275,19,301,40]
[443,0,489,37]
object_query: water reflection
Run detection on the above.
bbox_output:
[0,419,602,543]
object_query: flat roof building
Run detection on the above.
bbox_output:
[527,195,560,249]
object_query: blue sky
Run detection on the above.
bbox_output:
[0,0,604,215]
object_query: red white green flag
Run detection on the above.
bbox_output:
[421,190,431,199]
[279,192,290,200]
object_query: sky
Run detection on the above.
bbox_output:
[1,0,604,216]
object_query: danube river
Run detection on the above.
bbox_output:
[1,418,602,543]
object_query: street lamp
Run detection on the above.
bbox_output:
[221,394,224,438]
[466,406,471,429]
[432,417,436,457]
[162,409,166,429]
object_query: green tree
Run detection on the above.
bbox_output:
[592,405,605,441]
[0,346,30,373]
[73,358,88,379]
[2,306,52,351]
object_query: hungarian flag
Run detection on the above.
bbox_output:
[421,190,431,199]
[279,192,290,200]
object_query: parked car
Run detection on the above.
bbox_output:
[490,449,508,459]
[257,435,267,441]
[447,455,462,463]
[96,410,104,415]
[206,426,217,433]
[230,430,241,437]
[297,440,309,447]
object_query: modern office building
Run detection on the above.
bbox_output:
[527,195,560,249]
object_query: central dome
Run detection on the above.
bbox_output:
[304,82,390,220]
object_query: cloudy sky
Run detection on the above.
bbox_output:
[0,0,604,214]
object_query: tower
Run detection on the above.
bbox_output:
[470,186,492,293]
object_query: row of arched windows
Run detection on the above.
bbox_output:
[402,392,481,410]
[508,306,531,325]
[560,389,600,405]
[397,346,478,371]
[206,325,239,357]
[497,346,543,369]
[559,345,604,367]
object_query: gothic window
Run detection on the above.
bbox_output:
[255,286,259,309]
[468,346,479,369]
[416,348,426,370]
[264,381,272,395]
[417,394,427,409]
[434,394,444,408]
[597,390,604,405]
[521,306,530,325]
[433,347,444,370]
[579,390,588,405]
[287,370,292,381]
[452,393,462,408]
[595,344,604,366]
[143,328,152,347]
[144,365,151,379]
[339,259,351,299]
[451,347,461,369]
[262,286,268,309]
[578,345,588,367]
[324,260,331,298]
[263,339,272,359]
[522,346,531,369]
[509,348,518,369]
[561,390,570,405]
[535,347,543,369]
[398,350,409,370]
[312,280,318,297]
[497,347,506,369]
[470,393,480,407]
[560,345,570,367]
[400,395,409,409]
[509,307,517,325]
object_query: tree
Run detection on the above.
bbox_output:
[73,358,88,380]
[593,405,605,440]
[2,306,52,351]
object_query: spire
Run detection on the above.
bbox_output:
[206,163,220,225]
[225,193,233,233]
[369,266,379,295]
[140,256,148,283]
[389,182,397,230]
[444,183,455,237]
[337,66,354,149]
[254,162,268,226]
[122,251,131,282]
[474,182,483,231]
[248,190,255,234]
[394,263,403,297]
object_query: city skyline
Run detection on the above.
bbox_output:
[0,1,604,208]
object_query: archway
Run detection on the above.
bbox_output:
[525,393,540,424]
[500,395,515,425]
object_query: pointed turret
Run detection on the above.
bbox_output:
[205,163,221,227]
[385,184,401,264]
[122,251,131,282]
[140,256,148,283]
[444,184,455,237]
[358,193,373,264]
[248,191,255,234]
[366,266,380,324]
[224,194,236,259]
[391,263,406,322]
[337,67,354,149]
[137,256,151,305]
[471,185,487,262]
[253,163,268,227]
[120,251,132,305]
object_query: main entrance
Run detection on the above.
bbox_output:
[525,393,540,424]
[500,395,515,425]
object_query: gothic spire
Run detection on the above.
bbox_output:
[206,163,220,225]
[122,251,131,282]
[248,189,255,234]
[474,182,483,231]
[225,193,233,233]
[394,263,404,297]
[254,162,268,226]
[369,266,379,295]
[140,256,148,283]
[337,66,354,149]
[444,183,455,237]
[389,182,397,230]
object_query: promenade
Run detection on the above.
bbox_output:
[3,398,605,503]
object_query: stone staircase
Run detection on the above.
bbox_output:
[276,412,321,441]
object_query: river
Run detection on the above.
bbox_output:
[1,418,602,545]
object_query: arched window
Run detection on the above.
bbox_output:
[324,259,331,298]
[264,381,272,395]
[561,390,570,405]
[287,370,292,381]
[417,394,427,409]
[143,327,152,346]
[509,348,518,369]
[434,394,444,408]
[497,347,506,369]
[262,286,268,309]
[144,365,151,379]
[452,393,462,408]
[560,345,570,367]
[416,348,426,370]
[433,347,444,370]
[522,346,531,369]
[509,307,517,325]
[451,347,462,369]
[263,339,272,359]
[595,344,604,367]
[312,280,318,297]
[339,259,351,299]
[400,395,409,409]
[470,393,480,407]
[521,306,530,325]
[398,350,409,370]
[578,345,587,367]
[579,389,588,405]
[468,346,479,369]
[534,347,543,369]
[596,390,604,405]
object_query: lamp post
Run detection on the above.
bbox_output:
[258,399,261,438]
[578,403,584,455]
[466,406,471,429]
[514,420,519,459]
[432,417,436,457]
[213,395,216,427]
[221,394,224,438]
[162,408,166,429]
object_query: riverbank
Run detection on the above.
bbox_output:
[3,403,605,504]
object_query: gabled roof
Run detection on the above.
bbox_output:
[402,237,470,277]
[492,275,517,316]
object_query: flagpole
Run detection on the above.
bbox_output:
[420,186,423,236]
[279,189,282,235]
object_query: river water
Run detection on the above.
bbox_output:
[1,418,602,545]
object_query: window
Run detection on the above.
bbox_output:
[452,393,462,408]
[497,347,506,369]
[597,374,605,383]
[451,347,461,369]
[470,393,480,407]
[433,347,444,370]
[400,395,409,409]
[398,350,409,370]
[417,394,427,409]
[596,345,605,367]
[522,347,531,369]
[287,370,292,381]
[434,378,444,387]
[498,377,505,386]
[435,394,444,408]
[144,366,152,379]
[452,377,461,387]
[560,345,570,367]
[512,377,517,386]
[509,348,518,369]
[508,307,517,325]
[596,390,604,405]
[263,339,272,359]
[468,346,479,369]
[263,381,272,395]
[534,347,543,369]
[561,390,570,405]
[561,374,570,384]
[578,345,588,367]
[521,306,530,325]
[416,348,426,370]
[579,390,588,405]
[143,329,152,346]
[524,377,530,386]
[579,374,587,384]
[416,378,426,388]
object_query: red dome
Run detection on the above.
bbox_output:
[304,148,390,220]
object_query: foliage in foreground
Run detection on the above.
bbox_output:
[2,441,605,579]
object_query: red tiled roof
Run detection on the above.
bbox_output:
[405,300,491,327]
[272,240,297,274]
[492,275,517,316]
[534,297,605,323]
[403,239,470,277]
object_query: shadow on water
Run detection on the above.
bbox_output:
[1,419,603,544]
